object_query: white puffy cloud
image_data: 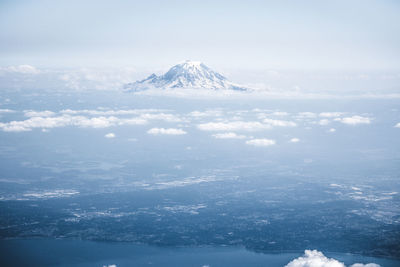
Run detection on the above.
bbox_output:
[147,128,187,135]
[4,65,40,74]
[290,138,300,143]
[0,114,147,132]
[212,132,246,139]
[263,118,296,127]
[0,116,76,132]
[245,138,276,147]
[198,121,271,131]
[104,133,115,138]
[59,109,179,123]
[285,250,380,267]
[188,109,223,117]
[0,123,31,132]
[0,108,190,132]
[335,116,371,125]
[319,112,343,118]
[285,250,344,267]
[76,116,120,128]
[328,128,336,132]
[394,122,400,128]
[118,117,148,125]
[318,119,330,126]
[139,113,182,122]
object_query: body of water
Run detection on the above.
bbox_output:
[1,239,399,267]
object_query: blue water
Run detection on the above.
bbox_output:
[0,239,399,267]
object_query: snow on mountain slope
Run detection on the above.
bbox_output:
[124,61,248,91]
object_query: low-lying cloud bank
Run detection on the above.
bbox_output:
[135,88,400,100]
[0,108,374,135]
[285,250,380,267]
[1,64,400,99]
[0,109,180,132]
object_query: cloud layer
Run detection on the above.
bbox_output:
[0,107,377,155]
[0,109,183,132]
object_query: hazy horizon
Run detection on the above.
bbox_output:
[1,0,400,70]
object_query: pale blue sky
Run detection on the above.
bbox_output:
[0,0,399,70]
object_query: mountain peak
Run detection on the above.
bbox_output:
[182,60,203,66]
[124,61,248,91]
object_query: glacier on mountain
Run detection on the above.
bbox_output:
[124,60,248,91]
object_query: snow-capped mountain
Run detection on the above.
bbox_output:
[124,60,248,91]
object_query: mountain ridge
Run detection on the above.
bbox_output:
[124,60,248,91]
